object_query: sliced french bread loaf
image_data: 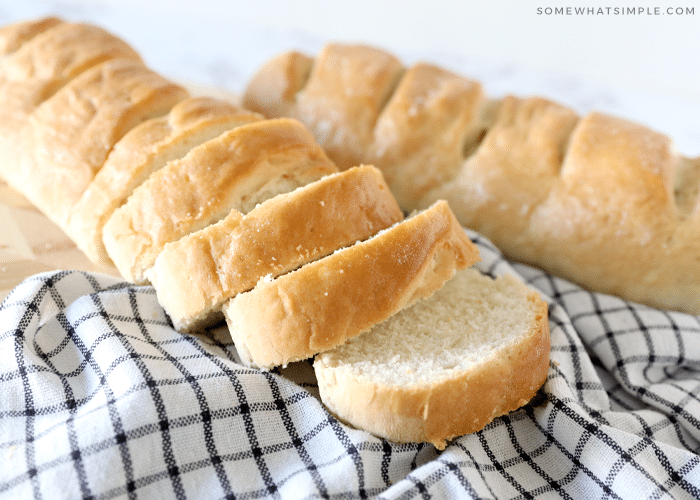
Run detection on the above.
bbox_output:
[147,165,403,332]
[102,117,338,284]
[223,200,481,370]
[314,267,550,450]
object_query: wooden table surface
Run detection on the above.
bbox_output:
[0,180,122,302]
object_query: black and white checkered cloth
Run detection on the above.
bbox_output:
[2,229,700,499]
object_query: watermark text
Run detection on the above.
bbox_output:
[536,6,694,15]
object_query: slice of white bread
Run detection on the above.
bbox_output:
[314,267,550,450]
[223,200,481,370]
[102,117,338,284]
[65,96,263,266]
[147,165,403,333]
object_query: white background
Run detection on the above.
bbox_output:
[1,0,698,155]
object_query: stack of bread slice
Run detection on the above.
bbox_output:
[0,17,550,448]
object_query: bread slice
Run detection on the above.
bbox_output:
[223,200,480,370]
[65,96,263,266]
[147,165,403,333]
[314,267,550,450]
[102,117,337,284]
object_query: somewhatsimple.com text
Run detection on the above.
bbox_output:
[536,6,694,15]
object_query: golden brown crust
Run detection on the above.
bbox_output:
[16,58,187,229]
[245,42,700,314]
[223,201,481,370]
[149,165,404,332]
[66,96,263,266]
[370,63,486,208]
[0,20,146,192]
[245,44,404,171]
[1,21,142,83]
[243,50,313,119]
[428,95,580,260]
[527,112,700,311]
[314,289,550,449]
[102,117,338,284]
[0,16,64,56]
[0,21,144,128]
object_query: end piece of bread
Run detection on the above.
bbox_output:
[314,267,550,450]
[223,200,481,370]
[66,96,263,266]
[242,50,314,119]
[103,117,338,284]
[245,44,404,171]
[147,165,403,333]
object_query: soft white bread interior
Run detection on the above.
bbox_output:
[65,96,263,266]
[147,165,403,332]
[314,267,550,450]
[223,200,481,370]
[102,117,338,284]
[243,43,700,314]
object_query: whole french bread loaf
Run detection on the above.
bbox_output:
[243,43,700,314]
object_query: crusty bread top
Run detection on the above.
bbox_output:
[242,50,313,119]
[246,44,405,172]
[102,117,338,284]
[65,96,263,266]
[0,16,63,57]
[524,112,700,311]
[0,21,144,129]
[371,62,487,208]
[427,95,580,259]
[148,165,403,332]
[16,58,187,227]
[0,18,148,196]
[0,21,142,83]
[224,200,481,370]
[314,267,550,449]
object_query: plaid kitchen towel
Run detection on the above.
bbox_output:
[2,229,700,499]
